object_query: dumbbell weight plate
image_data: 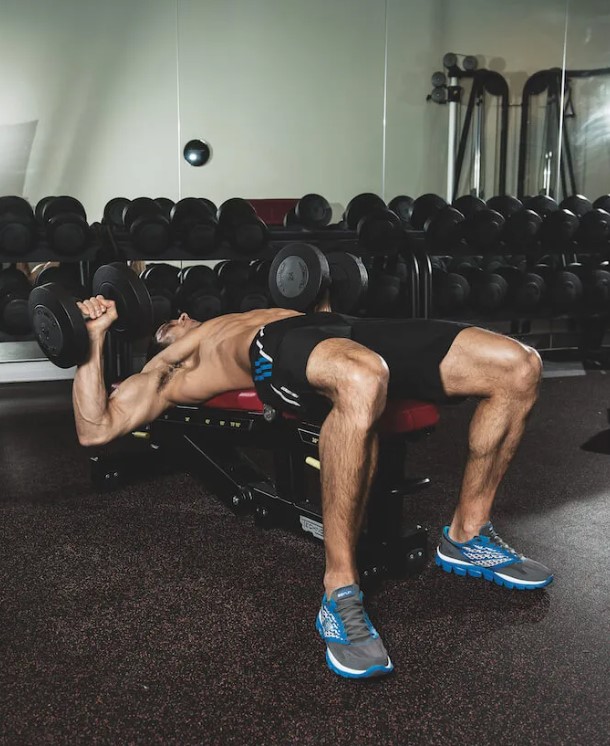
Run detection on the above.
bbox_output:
[29,283,89,368]
[344,193,386,230]
[452,195,486,217]
[560,195,592,219]
[154,198,175,221]
[141,263,180,295]
[0,196,37,256]
[176,265,224,321]
[295,194,332,229]
[41,196,87,223]
[486,195,523,219]
[35,196,56,223]
[410,194,448,231]
[327,253,368,314]
[388,195,414,225]
[92,263,153,341]
[269,243,330,311]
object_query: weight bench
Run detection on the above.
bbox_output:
[92,390,439,582]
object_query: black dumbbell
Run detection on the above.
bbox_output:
[560,195,593,219]
[35,196,56,223]
[513,263,550,313]
[388,195,414,226]
[587,260,610,312]
[170,198,218,256]
[344,193,403,254]
[486,195,523,220]
[451,196,506,253]
[154,198,176,222]
[526,197,578,250]
[431,256,471,314]
[563,259,610,314]
[0,267,32,336]
[502,207,542,253]
[217,198,267,256]
[140,263,181,328]
[525,195,559,219]
[175,264,225,321]
[216,260,269,313]
[365,256,405,316]
[409,194,448,231]
[576,208,610,249]
[103,197,131,231]
[38,196,90,257]
[122,197,170,256]
[292,194,333,229]
[593,195,610,213]
[551,262,584,311]
[474,258,522,313]
[0,197,37,257]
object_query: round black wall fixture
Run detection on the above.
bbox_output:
[183,139,212,167]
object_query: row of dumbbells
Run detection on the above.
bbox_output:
[398,192,610,254]
[0,196,91,258]
[104,193,414,258]
[140,261,273,328]
[0,263,86,338]
[432,254,610,316]
[141,251,423,325]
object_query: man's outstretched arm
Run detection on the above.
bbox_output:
[72,295,169,446]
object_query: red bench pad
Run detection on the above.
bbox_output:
[204,389,439,433]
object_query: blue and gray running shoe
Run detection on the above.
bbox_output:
[316,584,393,679]
[436,522,553,590]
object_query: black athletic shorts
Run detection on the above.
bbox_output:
[249,312,470,415]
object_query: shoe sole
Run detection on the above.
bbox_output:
[435,550,553,590]
[316,617,394,679]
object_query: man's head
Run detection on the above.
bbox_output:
[147,313,200,359]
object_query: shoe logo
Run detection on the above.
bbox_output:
[336,588,355,600]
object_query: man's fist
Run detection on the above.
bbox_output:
[77,295,118,338]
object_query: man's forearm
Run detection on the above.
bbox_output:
[72,335,112,445]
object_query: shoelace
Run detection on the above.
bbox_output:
[487,525,524,560]
[336,595,373,644]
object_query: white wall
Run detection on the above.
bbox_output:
[176,0,387,207]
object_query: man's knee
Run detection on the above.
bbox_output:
[502,343,542,398]
[335,351,389,420]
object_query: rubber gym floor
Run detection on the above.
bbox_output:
[0,372,608,745]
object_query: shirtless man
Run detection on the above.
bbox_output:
[74,295,553,680]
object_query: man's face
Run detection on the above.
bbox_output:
[155,313,198,347]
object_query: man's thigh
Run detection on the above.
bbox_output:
[350,318,470,402]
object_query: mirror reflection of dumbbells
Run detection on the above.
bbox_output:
[0,266,33,337]
[139,264,181,328]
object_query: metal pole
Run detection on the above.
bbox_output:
[447,75,458,202]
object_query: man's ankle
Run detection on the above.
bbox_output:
[448,520,486,544]
[323,574,359,599]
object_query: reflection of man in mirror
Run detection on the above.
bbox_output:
[71,294,553,679]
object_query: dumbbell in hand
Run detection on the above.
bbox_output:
[29,263,153,368]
